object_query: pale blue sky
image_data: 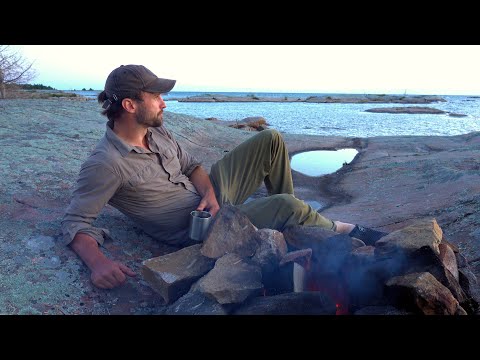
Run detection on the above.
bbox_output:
[13,45,480,95]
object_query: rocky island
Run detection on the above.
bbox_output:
[171,93,446,104]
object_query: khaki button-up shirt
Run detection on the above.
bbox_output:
[62,121,202,246]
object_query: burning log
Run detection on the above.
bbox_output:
[232,292,336,315]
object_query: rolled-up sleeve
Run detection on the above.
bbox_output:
[61,160,121,246]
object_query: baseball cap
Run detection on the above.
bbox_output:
[104,64,176,102]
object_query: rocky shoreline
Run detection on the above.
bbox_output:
[173,92,459,118]
[171,93,446,104]
[0,97,479,315]
[364,106,467,117]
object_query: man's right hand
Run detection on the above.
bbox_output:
[90,257,137,289]
[69,232,137,289]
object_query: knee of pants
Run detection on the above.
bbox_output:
[270,194,303,213]
[266,128,282,141]
[255,128,282,144]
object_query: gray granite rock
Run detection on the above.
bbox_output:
[1,98,479,315]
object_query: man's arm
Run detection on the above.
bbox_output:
[63,161,135,289]
[189,166,220,216]
[70,233,136,289]
[162,126,220,215]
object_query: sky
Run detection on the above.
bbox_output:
[12,45,480,95]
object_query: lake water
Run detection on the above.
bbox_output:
[291,149,359,176]
[67,90,480,137]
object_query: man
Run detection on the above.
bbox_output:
[62,64,387,289]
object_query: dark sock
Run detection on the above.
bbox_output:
[348,224,388,246]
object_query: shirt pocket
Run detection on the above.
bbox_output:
[126,163,163,190]
[161,148,182,178]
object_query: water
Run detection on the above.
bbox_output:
[291,149,358,177]
[67,90,480,137]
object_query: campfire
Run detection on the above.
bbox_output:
[141,205,479,315]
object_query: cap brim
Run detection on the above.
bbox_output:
[144,78,176,94]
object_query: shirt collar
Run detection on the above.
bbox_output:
[105,120,140,157]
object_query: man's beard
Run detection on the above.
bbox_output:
[136,105,162,127]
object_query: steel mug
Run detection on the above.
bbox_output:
[188,210,212,242]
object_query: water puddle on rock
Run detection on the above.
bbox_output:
[290,148,358,177]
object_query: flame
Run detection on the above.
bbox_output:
[335,303,349,316]
[306,273,349,315]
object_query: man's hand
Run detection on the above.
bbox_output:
[90,257,137,289]
[196,188,220,217]
[189,166,221,216]
[69,233,136,289]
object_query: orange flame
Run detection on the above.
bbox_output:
[306,273,349,315]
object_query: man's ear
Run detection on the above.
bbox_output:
[121,98,136,113]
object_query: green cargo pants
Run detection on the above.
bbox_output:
[209,129,336,248]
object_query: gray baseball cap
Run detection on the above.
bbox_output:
[104,64,176,101]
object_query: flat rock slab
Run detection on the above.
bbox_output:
[0,98,478,314]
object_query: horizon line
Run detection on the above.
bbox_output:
[58,89,480,97]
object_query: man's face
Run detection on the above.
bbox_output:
[135,92,166,128]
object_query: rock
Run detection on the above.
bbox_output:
[141,244,215,304]
[385,272,463,315]
[1,98,479,315]
[365,106,446,114]
[197,253,263,305]
[200,205,258,259]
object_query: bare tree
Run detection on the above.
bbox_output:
[0,45,37,99]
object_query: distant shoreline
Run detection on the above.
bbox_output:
[168,93,447,104]
[1,89,466,118]
[0,89,462,105]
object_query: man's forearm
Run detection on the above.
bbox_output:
[189,166,220,215]
[69,233,108,271]
[189,166,215,197]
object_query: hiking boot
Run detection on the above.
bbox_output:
[348,224,388,246]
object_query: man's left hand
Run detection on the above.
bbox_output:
[196,189,220,217]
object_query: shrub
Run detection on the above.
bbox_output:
[20,84,56,90]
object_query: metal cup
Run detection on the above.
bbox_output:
[188,210,212,242]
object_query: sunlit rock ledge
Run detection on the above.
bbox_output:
[0,98,478,315]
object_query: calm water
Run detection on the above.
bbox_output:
[291,149,359,176]
[68,90,480,137]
